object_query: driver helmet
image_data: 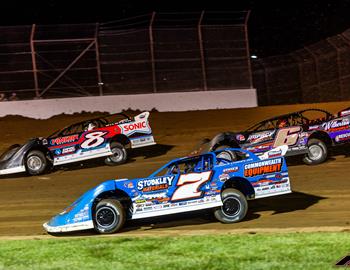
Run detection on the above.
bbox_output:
[278,119,287,128]
[87,122,95,131]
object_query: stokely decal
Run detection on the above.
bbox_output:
[137,176,174,192]
[50,135,79,145]
[244,158,283,177]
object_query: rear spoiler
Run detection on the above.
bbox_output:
[134,111,150,121]
[338,107,350,117]
[258,145,288,160]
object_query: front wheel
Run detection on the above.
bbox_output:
[25,150,48,175]
[303,138,328,165]
[94,199,125,234]
[105,142,127,166]
[214,188,248,223]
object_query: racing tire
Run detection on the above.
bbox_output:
[214,188,248,223]
[215,145,238,162]
[104,142,127,166]
[303,138,328,165]
[94,199,125,234]
[25,150,48,176]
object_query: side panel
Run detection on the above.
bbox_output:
[115,172,222,220]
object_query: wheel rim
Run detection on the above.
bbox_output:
[308,145,323,161]
[96,206,118,229]
[222,197,241,217]
[109,147,124,163]
[27,156,42,171]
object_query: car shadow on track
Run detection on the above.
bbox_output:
[49,191,325,237]
[54,143,174,173]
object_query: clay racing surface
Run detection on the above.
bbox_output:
[0,101,349,238]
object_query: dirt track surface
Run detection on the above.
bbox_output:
[0,101,350,238]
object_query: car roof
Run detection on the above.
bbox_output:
[246,108,332,130]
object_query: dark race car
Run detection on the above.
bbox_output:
[197,107,350,165]
[0,112,156,176]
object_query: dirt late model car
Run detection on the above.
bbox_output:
[199,107,350,165]
[0,112,155,176]
[43,145,291,234]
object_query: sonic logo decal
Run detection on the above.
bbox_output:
[171,171,212,201]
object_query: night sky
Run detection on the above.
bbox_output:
[2,0,350,57]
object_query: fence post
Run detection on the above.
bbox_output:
[304,46,321,102]
[198,11,208,91]
[30,24,39,98]
[327,36,344,100]
[149,12,157,93]
[95,23,103,96]
[244,10,253,89]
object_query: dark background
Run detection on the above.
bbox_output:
[2,0,350,57]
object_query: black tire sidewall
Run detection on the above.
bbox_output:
[25,150,47,175]
[105,142,127,166]
[94,199,125,234]
[303,139,327,165]
[214,188,248,223]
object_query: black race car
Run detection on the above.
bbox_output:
[197,107,350,165]
[0,112,155,176]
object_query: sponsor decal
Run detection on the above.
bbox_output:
[55,149,61,155]
[223,167,239,173]
[244,158,283,177]
[309,125,319,130]
[51,134,79,145]
[135,199,146,203]
[335,133,350,142]
[124,182,134,189]
[268,149,282,158]
[62,146,75,154]
[248,131,275,143]
[123,121,147,132]
[137,176,174,192]
[219,173,230,182]
[236,134,245,141]
[322,119,349,131]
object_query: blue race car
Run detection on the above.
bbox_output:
[43,146,291,234]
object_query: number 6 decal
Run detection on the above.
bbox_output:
[273,126,301,148]
[171,171,212,201]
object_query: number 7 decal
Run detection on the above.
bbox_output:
[171,171,212,201]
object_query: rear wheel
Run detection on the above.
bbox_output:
[214,188,248,223]
[94,199,125,234]
[303,138,328,165]
[25,150,47,175]
[105,142,127,166]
